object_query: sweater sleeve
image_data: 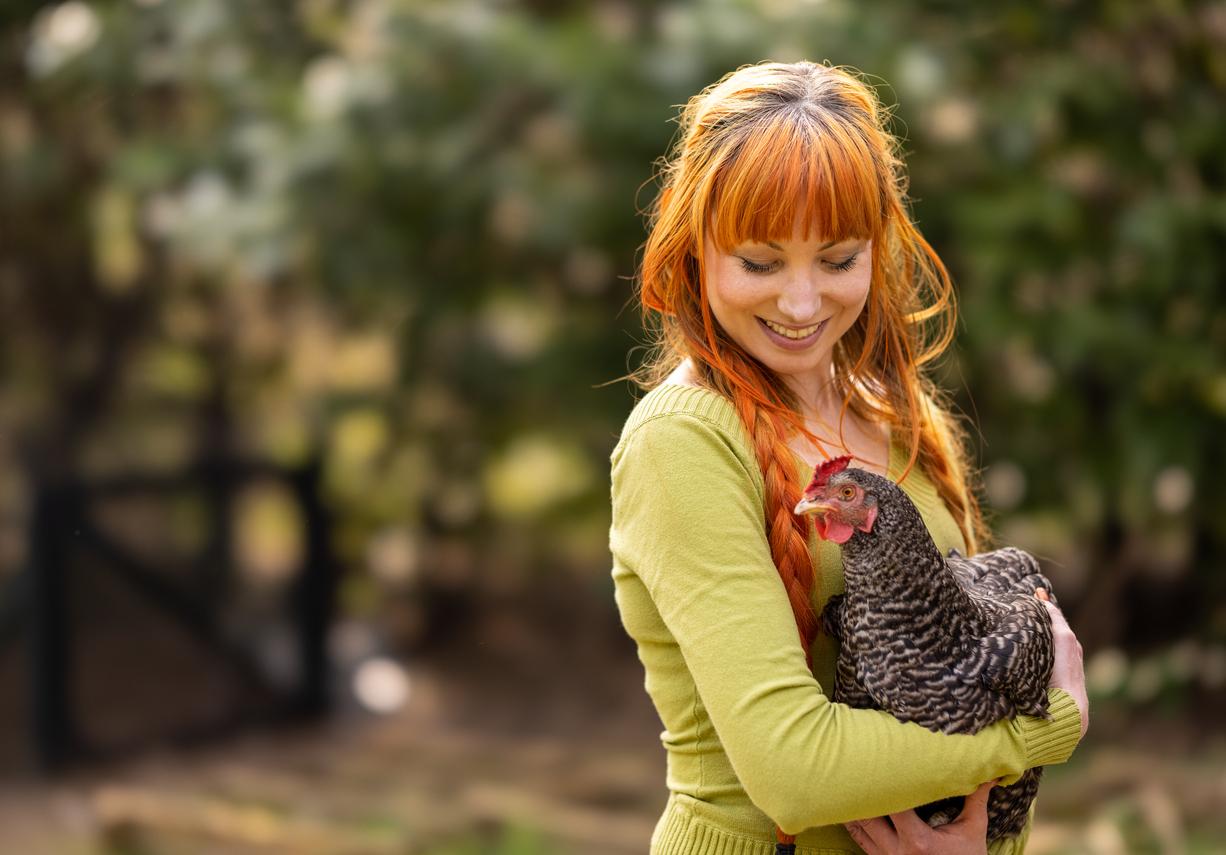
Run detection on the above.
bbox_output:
[609,412,1083,836]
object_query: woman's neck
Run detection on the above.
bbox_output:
[668,356,890,474]
[782,359,842,424]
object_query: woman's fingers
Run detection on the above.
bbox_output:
[888,807,932,841]
[851,795,996,854]
[843,821,875,854]
[844,816,895,854]
[966,779,996,807]
[1035,588,1068,629]
[1035,587,1090,738]
[950,780,995,830]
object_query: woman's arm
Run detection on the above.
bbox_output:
[610,413,1084,836]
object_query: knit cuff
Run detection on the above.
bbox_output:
[1018,688,1083,768]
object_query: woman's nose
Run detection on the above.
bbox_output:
[776,272,824,323]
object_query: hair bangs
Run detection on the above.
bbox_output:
[703,113,884,254]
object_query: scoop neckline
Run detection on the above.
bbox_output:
[651,381,899,481]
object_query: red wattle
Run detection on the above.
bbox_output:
[825,519,856,544]
[813,514,856,544]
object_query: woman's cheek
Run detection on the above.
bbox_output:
[837,263,873,309]
[722,274,774,310]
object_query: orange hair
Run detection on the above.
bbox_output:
[627,60,992,658]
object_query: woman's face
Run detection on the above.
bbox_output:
[701,215,872,408]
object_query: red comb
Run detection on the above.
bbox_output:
[806,455,853,491]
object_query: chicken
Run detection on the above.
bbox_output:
[792,455,1058,841]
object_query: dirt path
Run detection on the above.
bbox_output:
[1,584,1224,854]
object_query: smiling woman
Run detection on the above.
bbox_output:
[703,227,871,385]
[610,59,1088,855]
[638,61,976,513]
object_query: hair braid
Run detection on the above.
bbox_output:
[730,363,820,658]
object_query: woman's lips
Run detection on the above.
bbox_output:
[758,316,827,350]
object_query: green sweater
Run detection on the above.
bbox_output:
[608,383,1083,855]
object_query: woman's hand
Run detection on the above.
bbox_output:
[1036,588,1089,740]
[843,780,994,855]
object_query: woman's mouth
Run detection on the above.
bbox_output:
[757,316,827,350]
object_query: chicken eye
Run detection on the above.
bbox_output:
[840,486,856,500]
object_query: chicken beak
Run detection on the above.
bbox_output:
[793,496,838,516]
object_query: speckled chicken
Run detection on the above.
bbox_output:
[793,455,1058,842]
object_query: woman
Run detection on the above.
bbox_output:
[608,60,1088,854]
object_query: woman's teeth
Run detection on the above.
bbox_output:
[763,318,823,339]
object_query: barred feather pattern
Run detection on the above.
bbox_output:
[817,468,1056,841]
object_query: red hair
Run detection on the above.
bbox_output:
[627,60,991,656]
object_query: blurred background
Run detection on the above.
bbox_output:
[0,0,1223,853]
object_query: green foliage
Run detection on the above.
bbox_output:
[1,0,1223,652]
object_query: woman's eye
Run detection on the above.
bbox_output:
[739,253,860,274]
[738,257,774,274]
[826,253,859,272]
